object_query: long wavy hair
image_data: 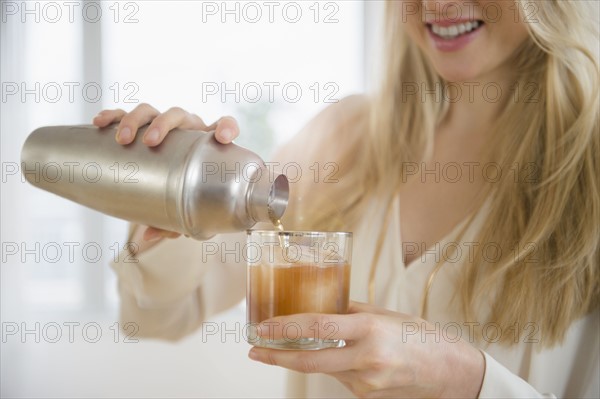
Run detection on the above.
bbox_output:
[296,0,599,347]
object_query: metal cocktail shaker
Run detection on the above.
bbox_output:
[21,124,289,240]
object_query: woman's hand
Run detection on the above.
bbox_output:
[248,302,485,399]
[93,103,239,146]
[92,103,240,248]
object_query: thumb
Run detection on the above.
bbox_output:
[348,301,397,316]
[143,226,181,241]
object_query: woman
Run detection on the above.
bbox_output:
[94,1,599,397]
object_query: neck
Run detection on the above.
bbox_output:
[439,71,516,137]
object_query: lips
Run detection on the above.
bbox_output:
[425,20,485,52]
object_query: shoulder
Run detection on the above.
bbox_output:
[273,94,371,166]
[272,95,371,229]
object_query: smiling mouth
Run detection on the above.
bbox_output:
[426,20,485,40]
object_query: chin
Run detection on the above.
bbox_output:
[434,67,481,84]
[438,71,477,83]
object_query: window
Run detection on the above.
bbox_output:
[1,1,380,396]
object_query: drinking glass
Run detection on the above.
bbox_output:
[246,230,352,350]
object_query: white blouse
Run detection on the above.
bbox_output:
[111,193,599,398]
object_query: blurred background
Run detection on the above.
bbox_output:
[1,0,383,397]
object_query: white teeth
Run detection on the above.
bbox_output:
[430,20,481,39]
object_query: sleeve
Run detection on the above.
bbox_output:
[109,95,369,342]
[478,351,556,399]
[110,231,246,341]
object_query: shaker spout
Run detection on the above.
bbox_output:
[247,170,289,224]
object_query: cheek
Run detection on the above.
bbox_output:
[486,17,530,61]
[508,21,529,49]
[485,1,530,55]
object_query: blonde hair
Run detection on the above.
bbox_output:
[298,0,599,347]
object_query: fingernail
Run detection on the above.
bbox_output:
[118,127,132,142]
[248,349,259,361]
[144,128,160,143]
[220,128,233,142]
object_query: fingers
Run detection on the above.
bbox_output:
[114,103,160,145]
[143,107,209,147]
[248,345,361,374]
[326,371,376,397]
[254,313,371,342]
[248,312,405,375]
[143,226,181,241]
[348,301,398,316]
[92,105,240,147]
[326,371,401,399]
[93,109,126,127]
[206,116,240,144]
[127,225,181,257]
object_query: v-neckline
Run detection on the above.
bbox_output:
[395,195,473,271]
